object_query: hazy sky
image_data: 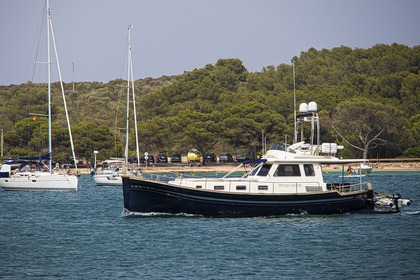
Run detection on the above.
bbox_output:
[1,0,419,85]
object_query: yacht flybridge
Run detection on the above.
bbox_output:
[289,101,344,156]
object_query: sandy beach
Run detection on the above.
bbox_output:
[79,160,419,175]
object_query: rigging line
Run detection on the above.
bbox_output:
[49,8,78,170]
[112,27,132,157]
[113,81,127,156]
[119,30,130,82]
[30,0,47,84]
[125,25,132,163]
[128,25,140,165]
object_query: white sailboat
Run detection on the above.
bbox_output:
[93,25,140,186]
[0,0,78,191]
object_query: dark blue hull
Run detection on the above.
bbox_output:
[122,176,375,217]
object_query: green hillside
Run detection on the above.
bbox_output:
[1,43,419,164]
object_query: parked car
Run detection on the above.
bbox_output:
[236,154,250,162]
[170,153,182,163]
[157,152,168,163]
[140,155,155,164]
[205,153,217,162]
[127,156,138,163]
[187,149,201,163]
[219,153,233,163]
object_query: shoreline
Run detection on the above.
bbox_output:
[78,161,420,175]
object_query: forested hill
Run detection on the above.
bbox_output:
[0,43,419,163]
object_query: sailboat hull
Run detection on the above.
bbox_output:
[0,173,78,191]
[93,174,122,186]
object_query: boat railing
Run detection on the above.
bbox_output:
[328,182,372,193]
[143,172,195,183]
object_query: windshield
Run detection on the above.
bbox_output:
[269,143,286,151]
[247,163,272,177]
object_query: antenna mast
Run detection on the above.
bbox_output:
[72,62,75,91]
[293,59,297,144]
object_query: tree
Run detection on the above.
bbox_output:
[221,101,288,157]
[400,114,420,150]
[72,122,114,163]
[401,147,420,158]
[137,116,173,153]
[329,98,403,159]
[3,118,47,157]
[213,58,248,91]
[168,111,220,165]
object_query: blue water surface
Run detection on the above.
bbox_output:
[1,172,419,279]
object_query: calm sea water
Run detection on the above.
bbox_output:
[1,172,419,279]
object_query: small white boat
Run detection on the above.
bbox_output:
[93,159,125,186]
[353,163,374,173]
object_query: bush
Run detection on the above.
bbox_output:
[401,147,420,158]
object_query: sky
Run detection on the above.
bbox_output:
[0,0,419,85]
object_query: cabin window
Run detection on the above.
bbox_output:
[236,185,247,190]
[258,185,268,190]
[214,185,224,190]
[304,164,315,176]
[274,164,301,176]
[257,164,272,176]
[196,185,202,189]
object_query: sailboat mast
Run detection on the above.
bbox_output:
[124,27,131,164]
[47,0,52,172]
[50,17,78,171]
[128,25,140,166]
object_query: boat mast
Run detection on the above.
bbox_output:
[48,0,78,170]
[125,43,130,164]
[293,59,297,144]
[128,25,140,166]
[47,0,52,172]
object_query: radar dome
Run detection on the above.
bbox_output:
[308,101,318,112]
[299,103,308,113]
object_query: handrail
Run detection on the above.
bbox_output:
[334,182,370,193]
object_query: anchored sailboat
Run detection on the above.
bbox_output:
[93,25,140,186]
[0,0,78,191]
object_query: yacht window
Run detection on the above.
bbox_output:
[258,185,268,190]
[196,185,202,189]
[214,186,224,190]
[257,164,272,176]
[274,164,301,176]
[304,164,315,176]
[236,185,247,190]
